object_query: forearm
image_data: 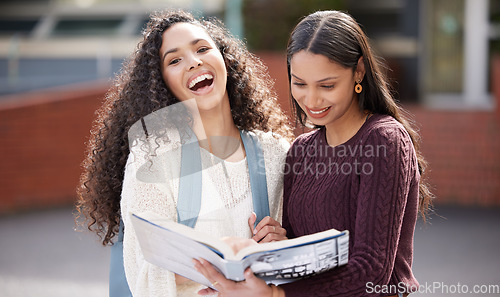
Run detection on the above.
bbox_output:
[273,285,286,297]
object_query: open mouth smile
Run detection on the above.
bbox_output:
[188,73,214,93]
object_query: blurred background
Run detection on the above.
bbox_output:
[0,0,499,296]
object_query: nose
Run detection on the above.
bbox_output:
[304,89,322,107]
[188,55,203,70]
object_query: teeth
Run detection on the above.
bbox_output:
[188,74,213,89]
[309,107,330,114]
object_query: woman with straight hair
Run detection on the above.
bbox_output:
[195,10,433,297]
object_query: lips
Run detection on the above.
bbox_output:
[306,106,331,118]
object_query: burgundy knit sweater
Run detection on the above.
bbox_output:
[281,114,420,296]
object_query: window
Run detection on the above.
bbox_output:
[0,20,39,35]
[423,0,464,93]
[51,19,123,36]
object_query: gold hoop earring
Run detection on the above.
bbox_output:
[355,80,362,94]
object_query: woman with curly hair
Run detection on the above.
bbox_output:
[76,9,292,296]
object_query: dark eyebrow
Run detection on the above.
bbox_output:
[162,39,205,63]
[291,74,338,83]
[317,76,338,83]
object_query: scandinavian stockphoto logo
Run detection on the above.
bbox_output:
[126,98,388,183]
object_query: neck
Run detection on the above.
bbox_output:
[198,102,238,138]
[192,97,242,159]
[324,97,366,147]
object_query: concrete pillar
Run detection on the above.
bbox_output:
[463,0,490,106]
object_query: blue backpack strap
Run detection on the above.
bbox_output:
[240,130,270,224]
[176,130,270,227]
[109,220,133,297]
[177,127,202,228]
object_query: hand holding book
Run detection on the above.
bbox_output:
[194,258,277,297]
[197,218,286,296]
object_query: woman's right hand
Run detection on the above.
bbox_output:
[248,212,287,243]
[194,259,280,297]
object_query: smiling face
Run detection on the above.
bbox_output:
[290,50,364,129]
[159,22,229,112]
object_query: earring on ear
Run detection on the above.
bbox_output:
[355,80,363,94]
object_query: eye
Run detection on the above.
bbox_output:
[168,58,181,66]
[197,47,210,53]
[293,82,306,87]
[321,84,335,89]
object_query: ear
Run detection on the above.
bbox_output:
[355,56,366,82]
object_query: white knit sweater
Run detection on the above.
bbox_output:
[120,128,289,297]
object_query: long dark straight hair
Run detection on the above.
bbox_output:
[286,10,433,219]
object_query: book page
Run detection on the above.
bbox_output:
[131,213,234,287]
[134,211,236,257]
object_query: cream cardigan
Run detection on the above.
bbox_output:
[120,128,289,297]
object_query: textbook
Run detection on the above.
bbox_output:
[130,211,349,287]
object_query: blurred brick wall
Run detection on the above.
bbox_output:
[0,53,499,215]
[409,109,500,206]
[0,82,108,214]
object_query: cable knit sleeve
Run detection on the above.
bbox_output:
[121,136,181,297]
[281,123,418,297]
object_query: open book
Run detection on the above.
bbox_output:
[130,211,349,287]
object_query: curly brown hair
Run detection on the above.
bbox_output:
[76,9,292,246]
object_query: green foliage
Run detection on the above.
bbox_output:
[242,0,346,51]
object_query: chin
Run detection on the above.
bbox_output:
[308,117,330,126]
[194,96,225,111]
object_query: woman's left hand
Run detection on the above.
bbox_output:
[248,213,287,243]
[193,258,272,297]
